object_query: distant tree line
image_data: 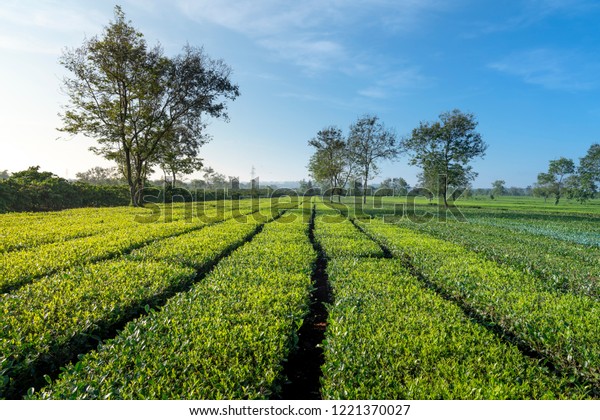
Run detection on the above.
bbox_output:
[0,165,300,213]
[475,183,532,198]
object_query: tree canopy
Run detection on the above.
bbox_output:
[380,177,409,196]
[75,167,124,185]
[402,109,487,207]
[578,143,600,197]
[157,125,205,186]
[347,115,399,204]
[536,157,576,205]
[306,117,398,203]
[491,179,506,198]
[59,6,239,206]
[307,126,355,200]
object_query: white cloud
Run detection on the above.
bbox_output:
[357,87,388,99]
[0,0,107,54]
[176,0,349,72]
[489,48,598,91]
[177,0,319,36]
[175,0,450,72]
[0,0,106,33]
[259,37,346,72]
[468,0,600,36]
[527,0,600,14]
[177,0,450,35]
[358,67,431,99]
[0,34,61,55]
[376,0,454,32]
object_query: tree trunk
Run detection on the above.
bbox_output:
[439,173,449,208]
[129,183,137,207]
[444,171,448,208]
[132,161,145,207]
[124,148,135,206]
[134,177,145,207]
[363,169,369,205]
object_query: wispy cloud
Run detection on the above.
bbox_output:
[259,37,346,72]
[176,0,448,37]
[527,0,600,14]
[177,0,331,37]
[275,89,387,113]
[176,0,450,73]
[469,0,600,36]
[376,0,456,32]
[0,0,107,54]
[489,48,598,91]
[0,34,61,55]
[358,67,431,99]
[0,1,105,33]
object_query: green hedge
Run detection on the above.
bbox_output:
[0,260,196,398]
[0,176,129,213]
[2,210,272,398]
[314,216,383,259]
[398,217,600,298]
[322,258,585,399]
[0,218,202,293]
[31,215,315,399]
[359,219,600,393]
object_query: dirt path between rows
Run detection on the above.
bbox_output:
[278,207,332,399]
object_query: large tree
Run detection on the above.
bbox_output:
[536,157,575,205]
[491,179,506,198]
[417,161,472,202]
[347,115,399,204]
[578,143,600,197]
[59,6,239,206]
[307,126,355,201]
[157,125,205,186]
[380,177,409,196]
[201,166,228,189]
[402,109,487,207]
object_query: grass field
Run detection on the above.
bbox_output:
[1,196,599,399]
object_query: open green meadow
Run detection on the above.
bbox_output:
[1,196,599,399]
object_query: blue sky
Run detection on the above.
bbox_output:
[1,0,600,187]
